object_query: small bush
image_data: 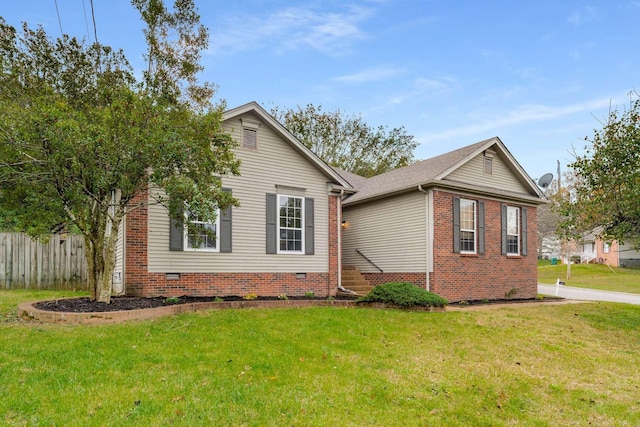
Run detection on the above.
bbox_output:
[243,293,258,301]
[356,282,448,308]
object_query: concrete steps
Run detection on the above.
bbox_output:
[340,266,374,296]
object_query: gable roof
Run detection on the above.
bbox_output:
[223,102,354,191]
[341,137,546,205]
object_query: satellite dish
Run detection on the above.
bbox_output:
[537,173,553,189]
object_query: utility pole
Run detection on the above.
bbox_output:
[557,160,571,280]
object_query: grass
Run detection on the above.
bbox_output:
[538,260,640,294]
[2,290,640,425]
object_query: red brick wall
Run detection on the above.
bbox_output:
[362,273,426,288]
[124,193,340,298]
[429,190,538,302]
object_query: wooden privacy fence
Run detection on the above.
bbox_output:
[0,233,88,290]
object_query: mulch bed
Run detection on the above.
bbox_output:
[34,295,357,313]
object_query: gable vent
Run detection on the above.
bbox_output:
[242,128,257,149]
[240,118,260,149]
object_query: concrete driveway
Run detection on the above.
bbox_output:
[538,283,640,305]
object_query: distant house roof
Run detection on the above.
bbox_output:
[339,137,546,205]
[224,102,354,191]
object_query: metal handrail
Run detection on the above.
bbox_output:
[355,248,383,273]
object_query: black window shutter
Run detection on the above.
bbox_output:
[453,197,461,253]
[305,197,314,255]
[266,193,277,254]
[501,204,508,255]
[478,201,485,254]
[169,204,184,251]
[521,208,528,256]
[220,188,232,253]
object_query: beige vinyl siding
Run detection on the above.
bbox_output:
[112,217,125,293]
[619,242,640,260]
[147,115,330,273]
[342,191,426,272]
[445,153,530,194]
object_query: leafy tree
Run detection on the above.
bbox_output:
[0,0,240,303]
[271,104,417,177]
[559,94,640,247]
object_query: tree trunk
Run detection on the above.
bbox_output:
[84,210,123,303]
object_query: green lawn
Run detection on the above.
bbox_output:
[2,290,640,426]
[538,261,640,294]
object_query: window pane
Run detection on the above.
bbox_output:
[507,235,518,254]
[460,231,475,252]
[507,207,519,235]
[187,222,217,249]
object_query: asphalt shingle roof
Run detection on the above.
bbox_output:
[339,138,495,205]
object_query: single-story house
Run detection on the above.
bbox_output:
[579,230,640,268]
[114,103,547,301]
[337,137,547,302]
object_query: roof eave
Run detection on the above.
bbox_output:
[343,179,547,207]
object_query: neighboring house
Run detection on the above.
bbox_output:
[580,230,640,268]
[115,102,354,298]
[337,137,547,302]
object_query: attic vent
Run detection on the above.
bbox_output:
[242,128,257,149]
[484,150,494,175]
[484,155,493,175]
[240,118,260,149]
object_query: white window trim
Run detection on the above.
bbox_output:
[183,209,220,252]
[277,194,305,254]
[460,198,476,254]
[507,206,520,255]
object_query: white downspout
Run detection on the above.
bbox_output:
[417,185,431,291]
[337,190,346,292]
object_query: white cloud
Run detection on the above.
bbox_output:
[208,5,373,56]
[568,6,600,25]
[418,97,621,142]
[333,66,405,83]
[383,76,457,106]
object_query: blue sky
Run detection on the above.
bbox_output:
[3,1,639,181]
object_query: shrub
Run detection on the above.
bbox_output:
[356,282,448,308]
[164,296,181,305]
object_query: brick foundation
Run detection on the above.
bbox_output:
[125,272,334,298]
[124,192,340,298]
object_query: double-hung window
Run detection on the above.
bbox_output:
[278,195,303,253]
[501,204,527,256]
[453,197,485,255]
[169,188,233,253]
[185,209,220,251]
[460,199,476,253]
[506,206,520,255]
[266,193,314,255]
